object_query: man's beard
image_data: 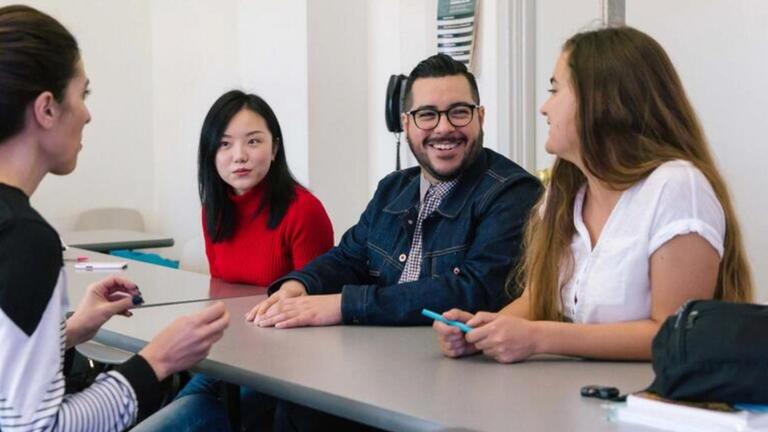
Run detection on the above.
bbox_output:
[406,129,484,182]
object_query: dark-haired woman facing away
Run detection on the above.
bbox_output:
[136,91,333,430]
[0,5,229,432]
[198,90,333,286]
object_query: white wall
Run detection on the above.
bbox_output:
[15,0,155,231]
[150,0,241,256]
[238,0,309,188]
[533,0,602,171]
[306,0,369,237]
[626,0,768,299]
[367,0,403,192]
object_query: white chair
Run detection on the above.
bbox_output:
[76,341,132,365]
[74,207,145,231]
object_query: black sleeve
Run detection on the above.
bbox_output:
[114,355,165,421]
[0,217,62,335]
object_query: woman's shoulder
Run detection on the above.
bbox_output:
[292,185,324,207]
[282,185,333,240]
[647,159,704,181]
[287,185,330,219]
[0,192,60,252]
[639,159,724,229]
[640,159,713,196]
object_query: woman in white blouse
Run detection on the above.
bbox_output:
[432,26,752,362]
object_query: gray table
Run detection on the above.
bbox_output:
[64,248,265,309]
[61,229,174,252]
[95,296,661,432]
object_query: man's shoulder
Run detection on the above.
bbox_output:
[480,148,537,185]
[461,149,542,212]
[374,166,420,194]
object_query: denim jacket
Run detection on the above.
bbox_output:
[269,148,542,325]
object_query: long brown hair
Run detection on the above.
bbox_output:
[519,27,752,321]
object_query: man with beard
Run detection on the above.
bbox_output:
[247,54,542,330]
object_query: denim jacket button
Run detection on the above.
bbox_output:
[398,253,407,262]
[453,267,460,275]
[408,219,414,225]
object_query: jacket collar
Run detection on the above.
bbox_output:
[383,148,489,218]
[383,171,420,215]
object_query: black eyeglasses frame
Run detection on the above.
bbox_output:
[406,103,479,131]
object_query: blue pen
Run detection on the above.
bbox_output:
[421,308,473,333]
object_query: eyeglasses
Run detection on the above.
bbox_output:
[407,103,478,130]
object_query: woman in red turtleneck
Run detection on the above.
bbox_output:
[138,91,334,430]
[198,90,333,287]
[204,181,332,286]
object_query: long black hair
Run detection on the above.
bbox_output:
[198,90,298,242]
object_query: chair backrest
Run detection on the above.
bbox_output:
[74,207,146,231]
[180,235,210,275]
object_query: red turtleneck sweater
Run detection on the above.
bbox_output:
[203,183,334,286]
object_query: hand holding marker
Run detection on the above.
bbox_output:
[421,308,473,333]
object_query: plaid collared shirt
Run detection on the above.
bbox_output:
[398,178,459,283]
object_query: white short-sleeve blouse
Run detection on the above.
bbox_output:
[561,160,725,324]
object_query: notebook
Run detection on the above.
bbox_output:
[611,391,768,432]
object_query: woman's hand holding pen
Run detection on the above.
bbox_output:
[434,309,540,362]
[433,309,480,358]
[65,275,143,348]
[464,313,539,363]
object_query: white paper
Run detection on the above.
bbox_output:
[74,262,128,271]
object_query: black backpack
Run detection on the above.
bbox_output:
[649,299,768,403]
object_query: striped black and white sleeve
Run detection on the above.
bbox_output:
[0,213,163,431]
